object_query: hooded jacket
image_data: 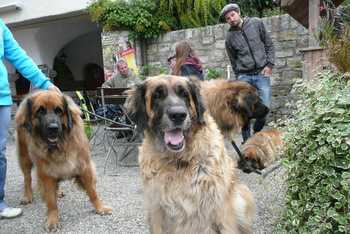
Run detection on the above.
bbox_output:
[225,17,275,76]
[0,19,52,106]
[102,68,141,88]
[181,57,204,80]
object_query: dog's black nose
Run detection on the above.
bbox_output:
[47,123,59,134]
[242,166,253,174]
[168,106,187,123]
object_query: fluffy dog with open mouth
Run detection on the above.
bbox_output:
[14,90,112,232]
[125,75,254,233]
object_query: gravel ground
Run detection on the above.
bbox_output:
[2,125,285,233]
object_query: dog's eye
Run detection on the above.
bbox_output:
[153,90,163,99]
[181,91,188,98]
[35,106,45,116]
[55,107,63,116]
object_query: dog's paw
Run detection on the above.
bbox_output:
[96,205,113,215]
[57,189,66,198]
[44,218,61,232]
[20,195,33,204]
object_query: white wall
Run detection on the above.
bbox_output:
[7,16,102,70]
[1,0,91,25]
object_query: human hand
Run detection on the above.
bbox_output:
[47,84,61,93]
[261,67,272,77]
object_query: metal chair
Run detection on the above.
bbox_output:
[96,87,142,176]
[62,91,105,152]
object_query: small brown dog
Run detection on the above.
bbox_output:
[238,130,284,173]
[14,90,112,232]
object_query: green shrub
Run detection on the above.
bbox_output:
[140,65,170,80]
[275,71,350,233]
[274,5,350,232]
[205,68,224,80]
[85,0,172,40]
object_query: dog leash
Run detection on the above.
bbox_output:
[231,140,262,175]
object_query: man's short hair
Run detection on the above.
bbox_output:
[117,60,128,69]
[221,4,240,19]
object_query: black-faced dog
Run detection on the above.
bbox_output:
[14,90,112,232]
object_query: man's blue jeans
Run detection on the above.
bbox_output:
[237,73,271,143]
[0,106,11,211]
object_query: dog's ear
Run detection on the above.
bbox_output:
[232,89,258,117]
[63,97,74,130]
[257,158,265,170]
[188,77,206,126]
[14,98,33,132]
[62,95,82,131]
[125,82,148,133]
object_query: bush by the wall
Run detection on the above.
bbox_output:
[275,70,350,233]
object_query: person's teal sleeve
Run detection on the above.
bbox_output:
[2,20,52,90]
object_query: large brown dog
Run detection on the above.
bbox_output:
[14,90,112,232]
[238,130,284,173]
[126,75,255,233]
[200,78,269,140]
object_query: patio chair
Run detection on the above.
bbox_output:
[62,91,105,152]
[96,87,142,176]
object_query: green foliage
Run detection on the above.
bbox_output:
[316,4,350,73]
[205,67,224,80]
[229,0,282,18]
[140,65,170,80]
[85,0,284,38]
[275,71,350,233]
[85,0,173,40]
[274,5,350,232]
[341,0,350,6]
[160,0,226,29]
[262,7,285,18]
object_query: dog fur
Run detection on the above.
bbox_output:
[125,75,255,233]
[200,78,269,140]
[238,130,284,173]
[14,90,112,232]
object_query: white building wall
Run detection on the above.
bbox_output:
[1,0,104,92]
[1,0,90,25]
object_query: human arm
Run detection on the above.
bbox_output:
[259,20,275,72]
[225,40,238,75]
[102,75,115,88]
[261,66,272,76]
[1,20,58,91]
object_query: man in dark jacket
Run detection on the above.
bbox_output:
[221,3,275,143]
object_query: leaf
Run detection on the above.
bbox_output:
[327,209,336,217]
[327,135,335,142]
[339,226,345,232]
[332,192,342,200]
[342,172,350,178]
[324,166,335,176]
[341,143,349,151]
[292,218,299,226]
[326,223,332,229]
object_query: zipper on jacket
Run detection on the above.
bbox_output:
[240,27,258,70]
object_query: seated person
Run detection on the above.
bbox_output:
[101,60,141,140]
[102,60,140,88]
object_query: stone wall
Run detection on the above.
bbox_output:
[145,14,310,123]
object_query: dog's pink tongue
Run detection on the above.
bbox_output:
[48,136,58,142]
[164,129,184,145]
